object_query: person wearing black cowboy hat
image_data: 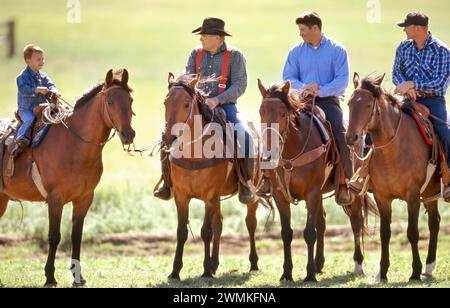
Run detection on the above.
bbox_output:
[154,17,258,204]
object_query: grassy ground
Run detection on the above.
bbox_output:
[0,0,449,287]
[1,232,449,288]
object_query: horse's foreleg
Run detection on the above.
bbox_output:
[275,196,293,281]
[201,199,217,278]
[424,201,440,277]
[169,195,190,280]
[0,193,8,218]
[315,198,326,274]
[304,191,320,282]
[376,196,392,283]
[211,202,223,275]
[246,201,259,271]
[407,192,422,281]
[71,193,94,287]
[44,195,64,287]
[350,197,365,276]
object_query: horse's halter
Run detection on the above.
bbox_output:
[66,85,132,148]
[350,88,403,151]
[164,85,215,151]
[260,97,295,163]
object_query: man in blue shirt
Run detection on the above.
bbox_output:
[281,12,353,205]
[393,12,450,201]
[16,44,59,147]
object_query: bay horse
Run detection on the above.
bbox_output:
[257,79,376,282]
[0,69,136,287]
[346,73,441,282]
[163,73,268,280]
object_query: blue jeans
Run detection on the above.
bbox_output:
[220,103,254,158]
[418,96,450,168]
[16,109,36,142]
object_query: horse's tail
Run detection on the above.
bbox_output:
[258,196,275,232]
[361,193,379,235]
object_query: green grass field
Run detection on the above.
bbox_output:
[0,0,449,288]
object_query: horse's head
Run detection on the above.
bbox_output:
[102,69,136,145]
[346,72,386,146]
[258,79,300,157]
[163,73,199,146]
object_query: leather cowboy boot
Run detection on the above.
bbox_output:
[239,158,258,204]
[153,148,173,201]
[336,165,353,206]
[256,176,271,197]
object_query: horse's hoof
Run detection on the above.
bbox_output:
[44,281,58,288]
[409,276,422,282]
[201,273,214,279]
[250,265,259,272]
[304,276,318,283]
[168,273,180,281]
[354,263,365,276]
[72,278,87,288]
[279,274,293,282]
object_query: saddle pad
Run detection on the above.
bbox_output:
[305,111,330,144]
[404,108,433,146]
[32,124,51,148]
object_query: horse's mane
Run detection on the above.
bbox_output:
[266,83,303,111]
[74,79,133,111]
[360,76,401,108]
[170,74,226,125]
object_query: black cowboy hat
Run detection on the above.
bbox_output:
[397,12,429,27]
[192,17,232,37]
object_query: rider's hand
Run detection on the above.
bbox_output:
[394,81,415,96]
[206,98,220,109]
[35,87,50,95]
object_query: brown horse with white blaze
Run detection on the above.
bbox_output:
[257,79,376,282]
[346,73,441,282]
[0,69,136,287]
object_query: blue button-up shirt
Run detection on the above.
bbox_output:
[282,35,350,97]
[17,66,58,110]
[393,33,450,96]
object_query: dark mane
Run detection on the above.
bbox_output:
[74,80,133,110]
[266,83,302,111]
[170,74,227,126]
[361,76,401,107]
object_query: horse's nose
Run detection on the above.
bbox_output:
[346,133,358,146]
[121,129,136,145]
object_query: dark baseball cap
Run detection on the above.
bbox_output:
[397,12,429,27]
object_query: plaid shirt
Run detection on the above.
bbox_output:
[393,33,450,96]
[16,66,58,110]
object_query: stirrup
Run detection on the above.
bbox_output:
[348,168,370,196]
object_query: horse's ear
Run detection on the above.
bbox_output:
[105,69,114,86]
[168,72,175,86]
[189,75,199,89]
[257,78,268,97]
[121,69,129,85]
[373,73,386,87]
[282,80,291,95]
[353,72,361,89]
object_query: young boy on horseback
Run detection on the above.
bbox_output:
[16,44,60,148]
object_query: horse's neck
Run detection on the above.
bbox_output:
[66,94,111,153]
[283,114,306,159]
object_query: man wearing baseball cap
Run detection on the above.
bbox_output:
[393,12,450,201]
